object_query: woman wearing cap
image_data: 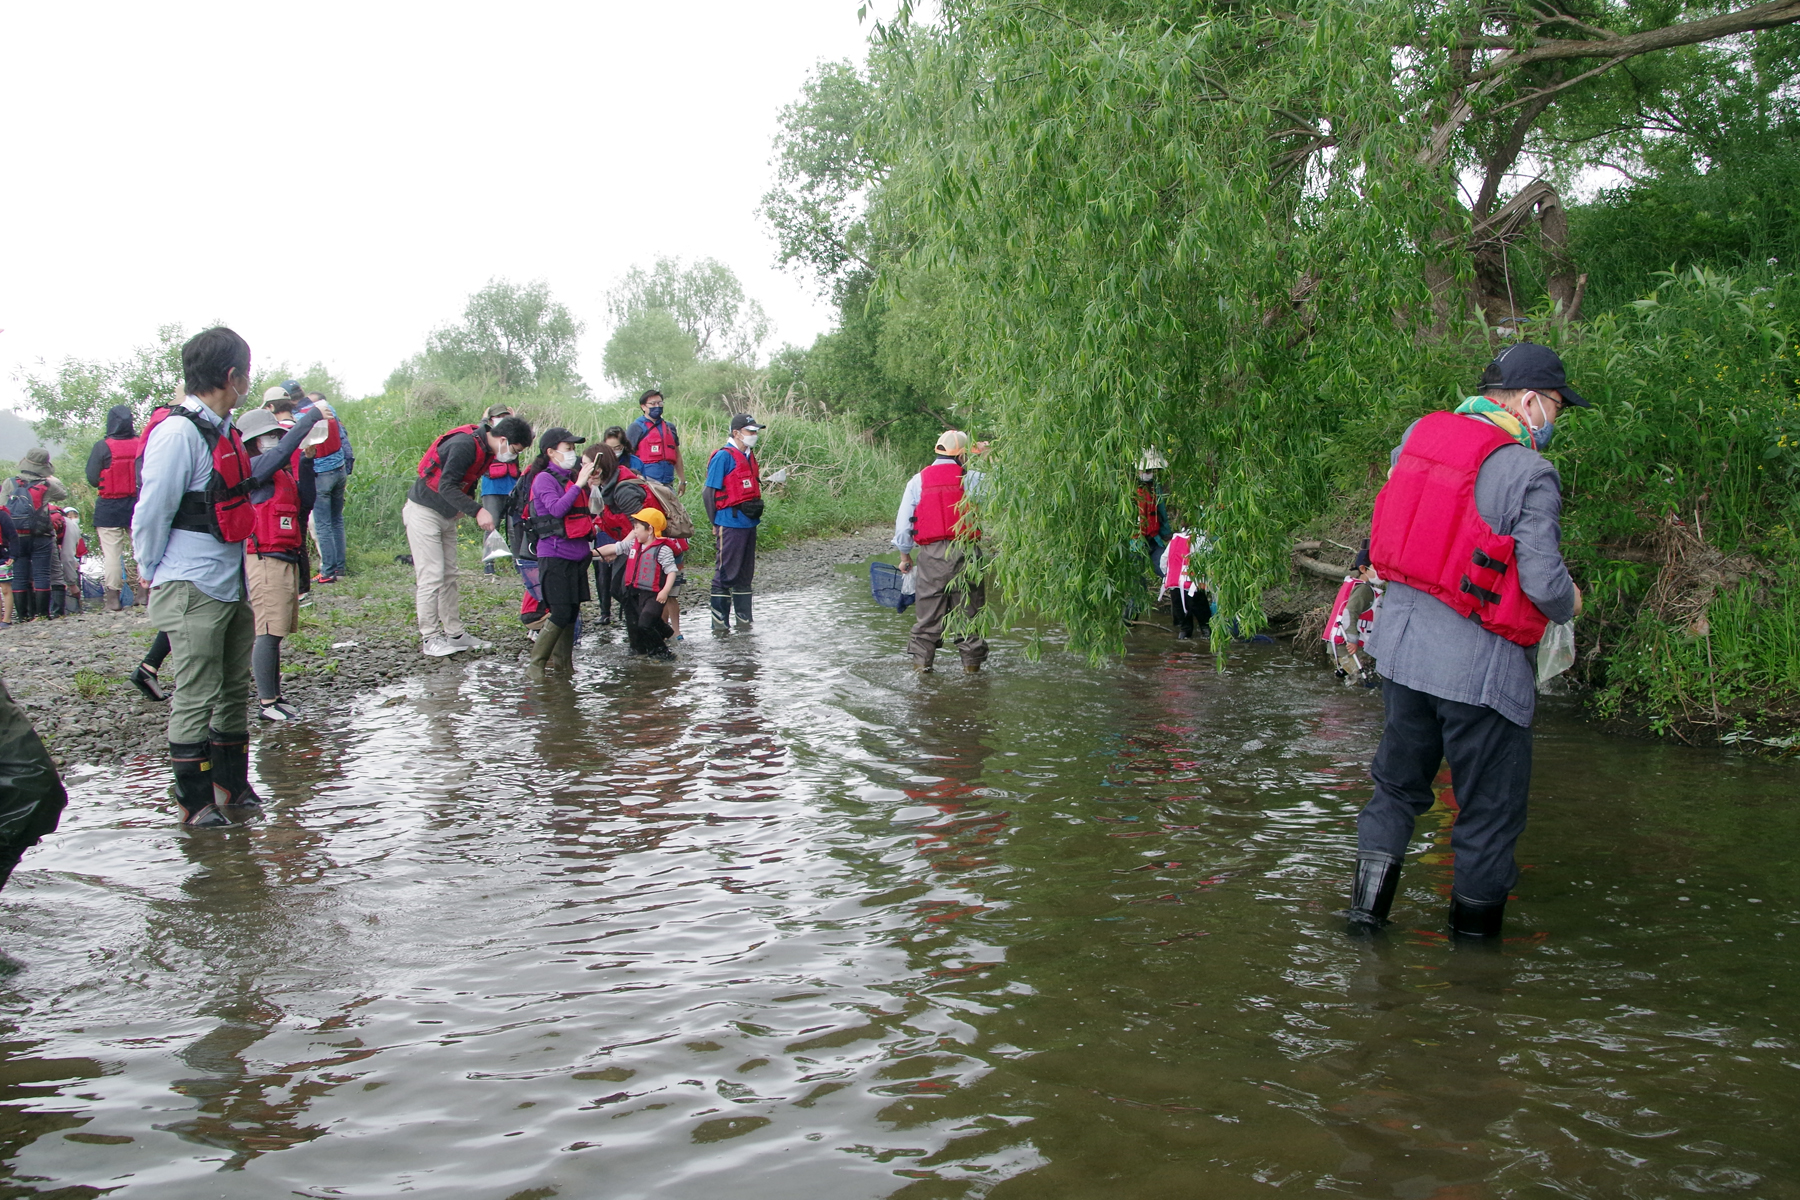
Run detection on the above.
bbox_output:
[524,428,596,669]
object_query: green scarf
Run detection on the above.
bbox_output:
[1454,396,1533,449]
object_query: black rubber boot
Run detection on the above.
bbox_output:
[48,586,65,618]
[207,729,262,812]
[171,741,229,826]
[710,590,731,631]
[1345,855,1401,929]
[1448,894,1507,939]
[733,591,753,627]
[33,591,51,620]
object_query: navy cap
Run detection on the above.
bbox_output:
[730,414,763,432]
[538,427,586,452]
[1481,342,1589,408]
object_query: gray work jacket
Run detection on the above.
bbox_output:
[1366,415,1578,728]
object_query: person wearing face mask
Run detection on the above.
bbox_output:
[626,390,685,494]
[522,428,597,669]
[133,327,276,827]
[234,404,333,721]
[1346,342,1589,940]
[1135,448,1170,564]
[702,414,765,631]
[405,412,535,657]
[894,430,990,672]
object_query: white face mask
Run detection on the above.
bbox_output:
[740,432,759,449]
[553,449,579,469]
[495,448,518,463]
[1139,471,1155,482]
[257,434,283,455]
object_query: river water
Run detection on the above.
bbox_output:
[2,567,1796,1199]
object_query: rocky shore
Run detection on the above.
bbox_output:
[1,528,896,769]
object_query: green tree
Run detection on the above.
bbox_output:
[22,323,186,445]
[409,278,586,395]
[761,60,887,290]
[606,257,771,364]
[601,307,700,395]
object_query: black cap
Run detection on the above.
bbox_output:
[1481,342,1589,408]
[538,427,586,452]
[730,414,762,432]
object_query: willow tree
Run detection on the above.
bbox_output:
[870,0,1800,653]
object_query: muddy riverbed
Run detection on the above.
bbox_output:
[0,552,1796,1199]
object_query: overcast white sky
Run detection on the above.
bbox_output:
[0,1,874,409]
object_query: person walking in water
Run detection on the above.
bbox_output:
[522,428,596,670]
[1347,342,1586,939]
[404,412,535,656]
[625,390,684,493]
[703,414,763,631]
[894,430,989,673]
[86,405,144,610]
[132,326,267,827]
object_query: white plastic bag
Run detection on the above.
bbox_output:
[1536,620,1575,691]
[900,569,917,599]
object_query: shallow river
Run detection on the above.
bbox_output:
[2,567,1797,1199]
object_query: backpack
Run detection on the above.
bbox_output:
[5,478,53,537]
[601,476,649,522]
[642,479,695,539]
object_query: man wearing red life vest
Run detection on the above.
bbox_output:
[403,412,535,657]
[894,430,989,672]
[132,327,274,827]
[1348,342,1587,939]
[85,404,144,610]
[703,414,764,631]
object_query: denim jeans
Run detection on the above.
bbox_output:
[312,467,348,578]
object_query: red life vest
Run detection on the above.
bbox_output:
[99,436,143,498]
[416,424,491,495]
[1137,485,1162,539]
[625,536,677,591]
[1368,410,1550,647]
[521,466,597,541]
[248,465,304,555]
[714,446,761,509]
[312,415,343,458]
[912,461,975,545]
[486,459,520,481]
[154,407,257,544]
[634,418,677,465]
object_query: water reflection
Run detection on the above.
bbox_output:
[0,576,1795,1198]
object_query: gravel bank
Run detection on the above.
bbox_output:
[1,527,898,769]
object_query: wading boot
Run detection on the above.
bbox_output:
[711,590,731,631]
[1344,854,1401,930]
[48,586,66,618]
[528,621,567,671]
[732,591,753,628]
[553,622,576,668]
[208,729,263,814]
[1448,894,1506,940]
[10,592,28,624]
[171,741,230,827]
[104,588,121,612]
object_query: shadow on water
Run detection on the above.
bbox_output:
[0,568,1796,1199]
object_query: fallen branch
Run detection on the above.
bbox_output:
[1293,553,1352,580]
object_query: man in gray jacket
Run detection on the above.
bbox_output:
[1349,343,1586,939]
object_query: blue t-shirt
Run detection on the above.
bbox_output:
[705,446,760,529]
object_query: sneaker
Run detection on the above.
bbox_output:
[299,592,315,609]
[312,573,338,585]
[445,631,492,651]
[260,698,300,721]
[528,627,542,643]
[422,634,460,657]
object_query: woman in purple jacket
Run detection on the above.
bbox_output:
[526,427,596,670]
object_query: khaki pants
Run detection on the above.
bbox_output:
[908,541,988,668]
[149,579,254,744]
[98,526,132,591]
[402,499,466,639]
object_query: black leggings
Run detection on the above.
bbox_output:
[144,630,172,669]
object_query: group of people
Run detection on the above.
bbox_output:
[0,320,1589,944]
[401,387,768,666]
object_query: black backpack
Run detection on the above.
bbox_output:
[5,478,52,537]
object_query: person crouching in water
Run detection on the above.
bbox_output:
[234,405,331,721]
[610,508,678,660]
[524,428,597,670]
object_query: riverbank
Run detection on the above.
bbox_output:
[1,527,896,768]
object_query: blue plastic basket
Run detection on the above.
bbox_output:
[870,562,915,613]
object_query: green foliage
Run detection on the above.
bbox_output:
[602,308,699,397]
[22,323,185,445]
[761,59,886,289]
[606,257,769,367]
[389,279,586,396]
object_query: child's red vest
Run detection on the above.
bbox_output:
[249,467,304,555]
[626,537,677,592]
[1368,411,1549,647]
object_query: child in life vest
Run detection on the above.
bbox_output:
[1323,540,1383,687]
[1157,529,1212,640]
[609,507,679,660]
